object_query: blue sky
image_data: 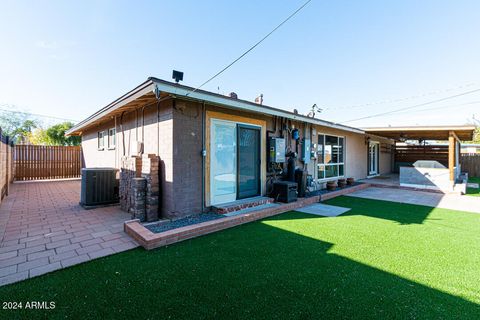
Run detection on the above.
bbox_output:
[1,0,480,127]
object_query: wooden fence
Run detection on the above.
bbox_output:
[0,132,14,202]
[461,154,480,177]
[394,145,449,170]
[14,145,82,181]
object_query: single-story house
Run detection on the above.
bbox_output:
[69,77,457,219]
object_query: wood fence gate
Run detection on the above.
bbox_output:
[461,154,480,177]
[14,145,82,181]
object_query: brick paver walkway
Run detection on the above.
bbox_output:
[0,180,137,286]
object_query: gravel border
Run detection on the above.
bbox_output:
[145,214,224,233]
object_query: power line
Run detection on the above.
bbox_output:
[0,105,79,122]
[341,87,480,124]
[381,100,480,116]
[324,83,476,111]
[186,0,312,96]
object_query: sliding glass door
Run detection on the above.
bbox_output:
[211,120,237,205]
[210,120,261,205]
[237,125,261,199]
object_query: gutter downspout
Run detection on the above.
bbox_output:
[114,115,117,168]
[157,100,160,157]
[120,111,126,156]
[141,106,146,155]
[201,101,206,212]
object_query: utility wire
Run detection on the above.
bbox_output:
[324,83,476,111]
[341,87,480,124]
[186,0,312,96]
[380,100,480,116]
[0,105,79,122]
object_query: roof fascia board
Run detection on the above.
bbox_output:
[153,80,364,134]
[66,80,155,135]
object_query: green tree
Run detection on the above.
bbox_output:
[0,109,38,143]
[45,122,81,146]
[472,127,480,143]
[28,127,52,145]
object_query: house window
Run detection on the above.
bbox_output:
[98,131,106,150]
[108,128,116,149]
[317,134,345,180]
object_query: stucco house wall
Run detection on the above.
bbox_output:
[379,141,393,175]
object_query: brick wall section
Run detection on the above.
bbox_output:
[171,101,203,217]
[125,183,370,250]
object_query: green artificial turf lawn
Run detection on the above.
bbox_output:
[466,177,480,197]
[1,196,480,319]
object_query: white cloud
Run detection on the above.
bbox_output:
[35,40,77,60]
[36,40,59,49]
[35,40,77,49]
[48,54,68,61]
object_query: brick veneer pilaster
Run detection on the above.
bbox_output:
[120,154,160,222]
[120,156,141,212]
[131,178,146,221]
[141,154,160,222]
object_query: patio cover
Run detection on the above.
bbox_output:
[363,125,476,141]
[363,125,477,183]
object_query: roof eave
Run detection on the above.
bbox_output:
[65,79,155,136]
[67,77,365,136]
[150,78,364,134]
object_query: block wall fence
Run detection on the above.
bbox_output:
[0,130,14,204]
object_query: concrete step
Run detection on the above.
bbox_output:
[212,196,274,214]
[223,203,281,217]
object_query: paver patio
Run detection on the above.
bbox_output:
[0,180,137,286]
[348,186,480,213]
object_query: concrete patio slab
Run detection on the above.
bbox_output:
[0,180,138,287]
[359,173,400,188]
[347,187,480,214]
[295,203,351,217]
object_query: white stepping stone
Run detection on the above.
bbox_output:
[467,183,479,188]
[296,203,350,217]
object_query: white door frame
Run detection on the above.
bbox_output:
[210,119,237,205]
[209,118,263,206]
[368,141,380,177]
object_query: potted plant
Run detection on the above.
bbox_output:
[337,178,346,188]
[326,180,337,191]
[347,177,355,186]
